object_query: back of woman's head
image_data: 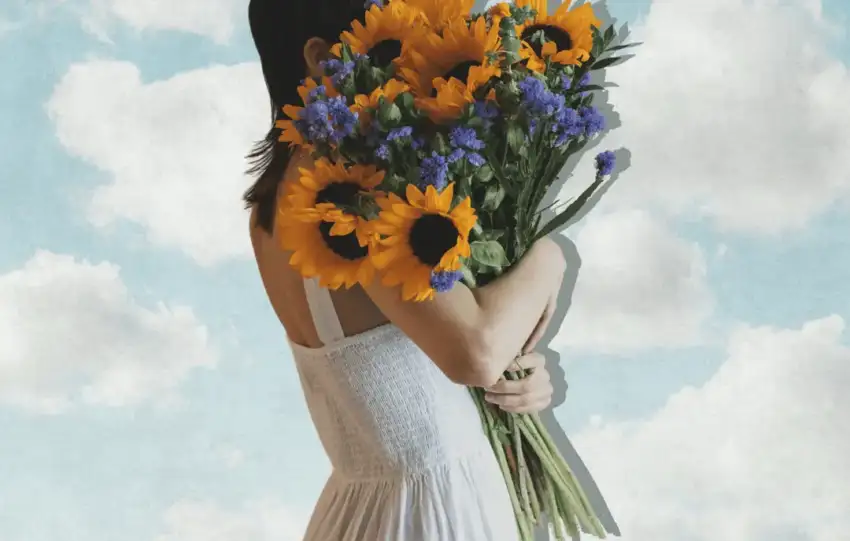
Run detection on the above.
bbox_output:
[245,0,368,231]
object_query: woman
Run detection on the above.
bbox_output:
[246,0,568,539]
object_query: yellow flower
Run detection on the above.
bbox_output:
[401,0,475,30]
[274,77,339,149]
[277,159,385,289]
[331,0,427,67]
[351,78,410,125]
[399,16,501,121]
[515,0,601,73]
[370,183,477,301]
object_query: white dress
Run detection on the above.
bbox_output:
[289,277,520,541]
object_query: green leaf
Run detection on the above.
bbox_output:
[506,122,525,154]
[459,263,477,288]
[603,25,616,44]
[606,42,642,52]
[471,240,510,268]
[394,92,415,113]
[573,84,605,93]
[377,101,402,125]
[591,56,626,70]
[534,175,605,240]
[475,165,495,183]
[481,184,506,211]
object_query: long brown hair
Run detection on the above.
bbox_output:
[245,0,368,232]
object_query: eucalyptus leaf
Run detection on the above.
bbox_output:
[481,184,506,211]
[471,240,510,268]
[506,123,525,154]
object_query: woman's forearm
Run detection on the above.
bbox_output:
[466,238,565,386]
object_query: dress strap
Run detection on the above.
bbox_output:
[303,277,345,346]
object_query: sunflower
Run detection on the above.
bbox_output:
[401,0,475,29]
[331,0,427,68]
[351,78,410,125]
[370,183,477,301]
[277,159,385,289]
[275,77,339,148]
[515,0,601,73]
[399,16,501,121]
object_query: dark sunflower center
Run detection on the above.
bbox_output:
[521,24,573,58]
[315,182,366,261]
[318,221,367,261]
[409,214,460,267]
[315,182,360,206]
[431,60,481,97]
[368,39,403,68]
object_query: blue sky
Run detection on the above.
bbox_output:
[2,1,849,540]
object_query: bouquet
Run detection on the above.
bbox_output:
[274,0,635,538]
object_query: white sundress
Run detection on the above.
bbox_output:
[288,277,617,540]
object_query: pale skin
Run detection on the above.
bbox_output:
[249,37,566,414]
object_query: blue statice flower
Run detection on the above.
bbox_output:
[552,107,583,146]
[447,126,486,167]
[294,94,359,145]
[320,58,356,86]
[419,152,449,190]
[579,106,606,137]
[449,126,484,151]
[411,137,426,150]
[447,149,465,164]
[386,126,413,141]
[473,100,499,130]
[466,153,486,166]
[375,144,391,160]
[430,270,464,293]
[595,150,616,176]
[364,0,383,8]
[519,77,565,118]
[307,84,327,102]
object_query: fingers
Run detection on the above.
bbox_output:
[484,351,554,413]
[484,382,553,413]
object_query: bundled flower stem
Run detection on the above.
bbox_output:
[270,0,637,538]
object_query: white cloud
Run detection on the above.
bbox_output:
[554,209,713,354]
[573,315,850,540]
[0,251,217,414]
[46,60,269,266]
[82,0,242,43]
[598,0,850,234]
[154,500,308,541]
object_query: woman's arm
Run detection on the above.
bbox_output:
[364,237,566,388]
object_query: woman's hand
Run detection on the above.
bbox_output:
[483,351,553,414]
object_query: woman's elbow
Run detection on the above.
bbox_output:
[442,338,505,388]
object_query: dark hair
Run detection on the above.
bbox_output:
[245,0,367,232]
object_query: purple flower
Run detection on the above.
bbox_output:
[387,126,413,141]
[376,144,391,160]
[411,137,426,150]
[579,106,605,137]
[420,152,449,190]
[364,0,383,9]
[595,150,616,176]
[550,107,583,146]
[449,126,484,151]
[474,100,500,129]
[320,58,356,86]
[294,95,358,145]
[447,149,465,164]
[466,152,486,166]
[519,77,564,118]
[430,270,464,293]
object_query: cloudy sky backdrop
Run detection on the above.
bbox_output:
[1,0,848,540]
